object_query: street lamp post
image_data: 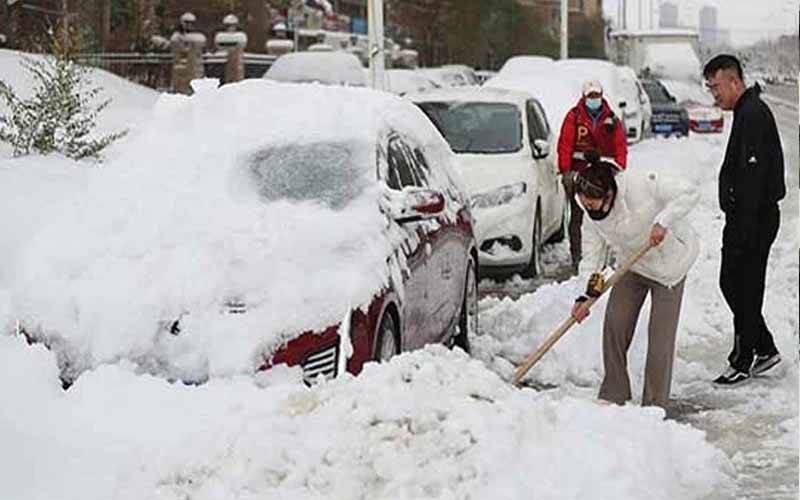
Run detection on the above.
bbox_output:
[367,0,386,90]
[560,0,568,59]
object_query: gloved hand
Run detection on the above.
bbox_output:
[585,272,605,298]
[584,149,600,163]
[571,296,590,323]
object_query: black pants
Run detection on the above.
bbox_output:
[561,173,584,266]
[720,207,780,372]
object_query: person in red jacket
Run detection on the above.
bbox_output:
[557,79,628,271]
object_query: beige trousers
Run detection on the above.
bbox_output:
[598,272,686,408]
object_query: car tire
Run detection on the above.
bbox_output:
[521,204,542,279]
[374,310,399,362]
[451,257,477,354]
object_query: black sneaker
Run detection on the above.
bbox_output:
[751,353,781,375]
[713,366,751,387]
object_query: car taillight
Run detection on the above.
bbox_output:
[712,118,723,128]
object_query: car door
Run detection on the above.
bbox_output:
[406,143,466,343]
[384,136,433,351]
[526,98,561,237]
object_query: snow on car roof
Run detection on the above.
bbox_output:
[5,80,456,380]
[264,51,367,86]
[407,86,533,107]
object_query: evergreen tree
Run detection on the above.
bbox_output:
[0,39,127,161]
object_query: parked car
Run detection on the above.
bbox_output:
[496,56,554,80]
[417,66,476,88]
[640,78,689,137]
[410,87,566,278]
[264,51,366,86]
[616,65,652,143]
[684,100,724,133]
[13,83,478,387]
[385,69,440,96]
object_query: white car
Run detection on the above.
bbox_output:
[410,87,567,278]
[616,65,652,143]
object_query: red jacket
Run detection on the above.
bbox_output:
[557,97,628,174]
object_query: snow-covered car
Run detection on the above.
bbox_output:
[11,81,477,386]
[616,65,652,142]
[385,69,440,96]
[417,66,476,88]
[410,87,566,278]
[496,55,554,80]
[684,100,723,133]
[263,51,366,86]
[640,78,689,137]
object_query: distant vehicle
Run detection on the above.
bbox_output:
[607,29,702,82]
[684,100,723,133]
[616,65,652,142]
[385,69,439,96]
[496,55,554,80]
[418,66,477,88]
[264,51,366,86]
[410,87,567,278]
[475,70,497,85]
[640,78,689,137]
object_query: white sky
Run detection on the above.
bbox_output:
[603,0,799,46]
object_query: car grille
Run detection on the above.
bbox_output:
[302,343,339,383]
[652,113,682,123]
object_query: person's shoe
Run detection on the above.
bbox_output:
[712,366,751,387]
[751,353,781,375]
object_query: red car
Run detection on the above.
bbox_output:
[258,133,479,383]
[685,101,724,133]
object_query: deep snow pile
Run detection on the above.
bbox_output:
[0,338,733,500]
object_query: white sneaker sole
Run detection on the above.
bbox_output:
[752,357,781,376]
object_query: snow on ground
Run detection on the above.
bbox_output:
[0,48,794,499]
[1,337,732,500]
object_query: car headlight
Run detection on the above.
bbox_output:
[471,182,527,209]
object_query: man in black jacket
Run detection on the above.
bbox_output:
[703,54,786,386]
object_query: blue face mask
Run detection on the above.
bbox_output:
[585,97,602,111]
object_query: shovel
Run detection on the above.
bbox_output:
[511,241,655,387]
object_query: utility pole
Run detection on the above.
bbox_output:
[61,0,69,51]
[560,0,568,59]
[367,0,386,90]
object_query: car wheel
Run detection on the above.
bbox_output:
[521,204,542,279]
[374,310,399,362]
[451,257,477,354]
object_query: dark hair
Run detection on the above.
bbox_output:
[703,54,743,80]
[576,162,616,199]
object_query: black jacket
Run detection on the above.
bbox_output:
[719,85,786,249]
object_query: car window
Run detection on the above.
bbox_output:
[247,141,368,209]
[416,101,523,154]
[642,81,672,103]
[387,137,421,189]
[526,100,548,141]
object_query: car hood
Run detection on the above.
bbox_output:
[453,152,534,197]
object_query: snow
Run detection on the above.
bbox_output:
[0,48,796,499]
[264,51,367,86]
[642,43,702,83]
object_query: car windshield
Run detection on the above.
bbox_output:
[642,82,672,104]
[417,101,522,154]
[247,142,369,210]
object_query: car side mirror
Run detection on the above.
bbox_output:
[382,187,445,224]
[669,95,676,102]
[532,138,550,160]
[619,101,627,109]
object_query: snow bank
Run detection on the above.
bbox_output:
[0,338,732,500]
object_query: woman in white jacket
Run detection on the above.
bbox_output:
[570,163,700,408]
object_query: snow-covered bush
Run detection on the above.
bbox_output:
[0,51,126,160]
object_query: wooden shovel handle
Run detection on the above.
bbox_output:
[511,242,654,387]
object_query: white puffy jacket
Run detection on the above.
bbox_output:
[577,169,700,288]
